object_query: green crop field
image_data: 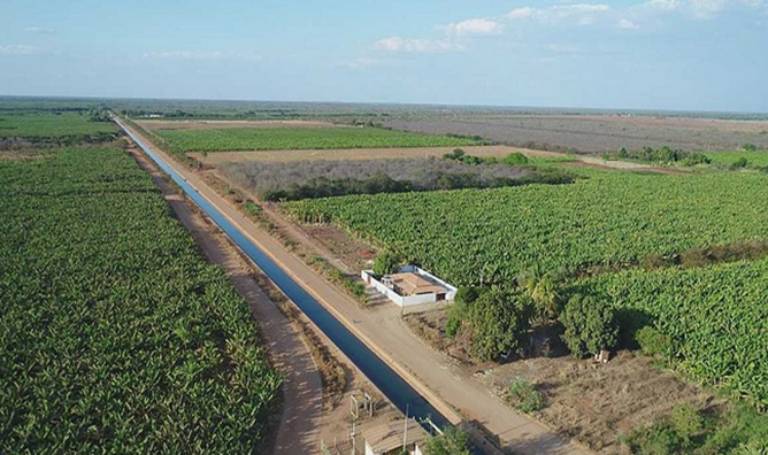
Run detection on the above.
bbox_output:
[0,147,279,452]
[0,112,117,140]
[155,126,485,152]
[285,171,768,286]
[573,257,768,407]
[705,150,768,167]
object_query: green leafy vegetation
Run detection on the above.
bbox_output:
[624,404,768,454]
[0,147,280,452]
[559,294,619,358]
[156,126,485,152]
[506,378,545,413]
[574,257,768,408]
[423,427,472,455]
[607,146,711,166]
[284,171,768,286]
[0,112,117,144]
[705,150,768,169]
[442,148,530,166]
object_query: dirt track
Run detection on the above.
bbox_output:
[122,120,594,455]
[126,142,323,455]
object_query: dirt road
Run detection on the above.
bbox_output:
[121,121,593,454]
[126,143,323,455]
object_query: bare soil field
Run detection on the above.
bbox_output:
[136,119,342,131]
[383,114,768,153]
[189,144,536,164]
[404,309,715,454]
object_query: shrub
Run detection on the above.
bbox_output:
[445,287,478,338]
[465,288,532,361]
[731,157,749,170]
[742,143,758,152]
[423,427,471,455]
[506,378,545,413]
[502,152,529,166]
[635,326,672,358]
[559,294,619,358]
[372,250,401,276]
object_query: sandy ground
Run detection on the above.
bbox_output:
[121,120,593,455]
[192,144,676,176]
[137,119,342,131]
[188,145,536,164]
[125,142,324,455]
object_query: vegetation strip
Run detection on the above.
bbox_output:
[0,146,280,452]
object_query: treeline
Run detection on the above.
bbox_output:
[443,148,529,166]
[261,171,571,202]
[608,146,711,166]
[222,157,574,202]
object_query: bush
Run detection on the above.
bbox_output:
[465,288,532,361]
[559,294,619,358]
[731,157,749,170]
[423,427,471,455]
[506,378,545,413]
[372,250,401,276]
[502,152,529,166]
[635,326,673,358]
[742,143,758,152]
[445,287,478,338]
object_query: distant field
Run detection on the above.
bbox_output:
[156,126,485,152]
[383,115,768,153]
[284,170,768,285]
[705,150,768,167]
[0,112,116,139]
[138,118,341,130]
[0,147,279,452]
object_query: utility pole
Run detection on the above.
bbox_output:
[403,404,409,451]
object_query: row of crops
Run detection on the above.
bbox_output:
[0,112,117,143]
[573,257,768,408]
[284,169,768,407]
[156,125,484,152]
[0,147,280,452]
[284,170,768,285]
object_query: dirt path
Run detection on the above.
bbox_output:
[126,144,324,455]
[121,122,594,455]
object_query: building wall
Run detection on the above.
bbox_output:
[361,267,457,307]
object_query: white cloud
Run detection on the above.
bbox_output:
[688,0,727,17]
[0,44,45,56]
[618,18,640,29]
[143,50,261,61]
[373,36,462,53]
[443,18,502,36]
[24,26,55,34]
[504,3,611,25]
[340,57,385,70]
[645,0,681,10]
[507,7,535,19]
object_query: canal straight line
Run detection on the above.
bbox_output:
[114,116,453,431]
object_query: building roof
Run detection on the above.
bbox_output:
[362,418,427,453]
[388,272,447,296]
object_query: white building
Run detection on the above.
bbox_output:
[361,265,457,308]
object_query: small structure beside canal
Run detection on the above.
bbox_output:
[361,265,457,308]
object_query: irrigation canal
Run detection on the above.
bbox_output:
[114,117,452,432]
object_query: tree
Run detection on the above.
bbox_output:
[423,427,471,455]
[559,294,618,358]
[466,288,532,361]
[444,287,478,338]
[372,250,401,276]
[519,265,561,322]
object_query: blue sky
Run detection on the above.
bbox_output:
[2,0,767,112]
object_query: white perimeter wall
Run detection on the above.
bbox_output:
[361,267,456,307]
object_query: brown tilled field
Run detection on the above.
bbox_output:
[383,114,768,153]
[136,119,343,131]
[189,145,556,165]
